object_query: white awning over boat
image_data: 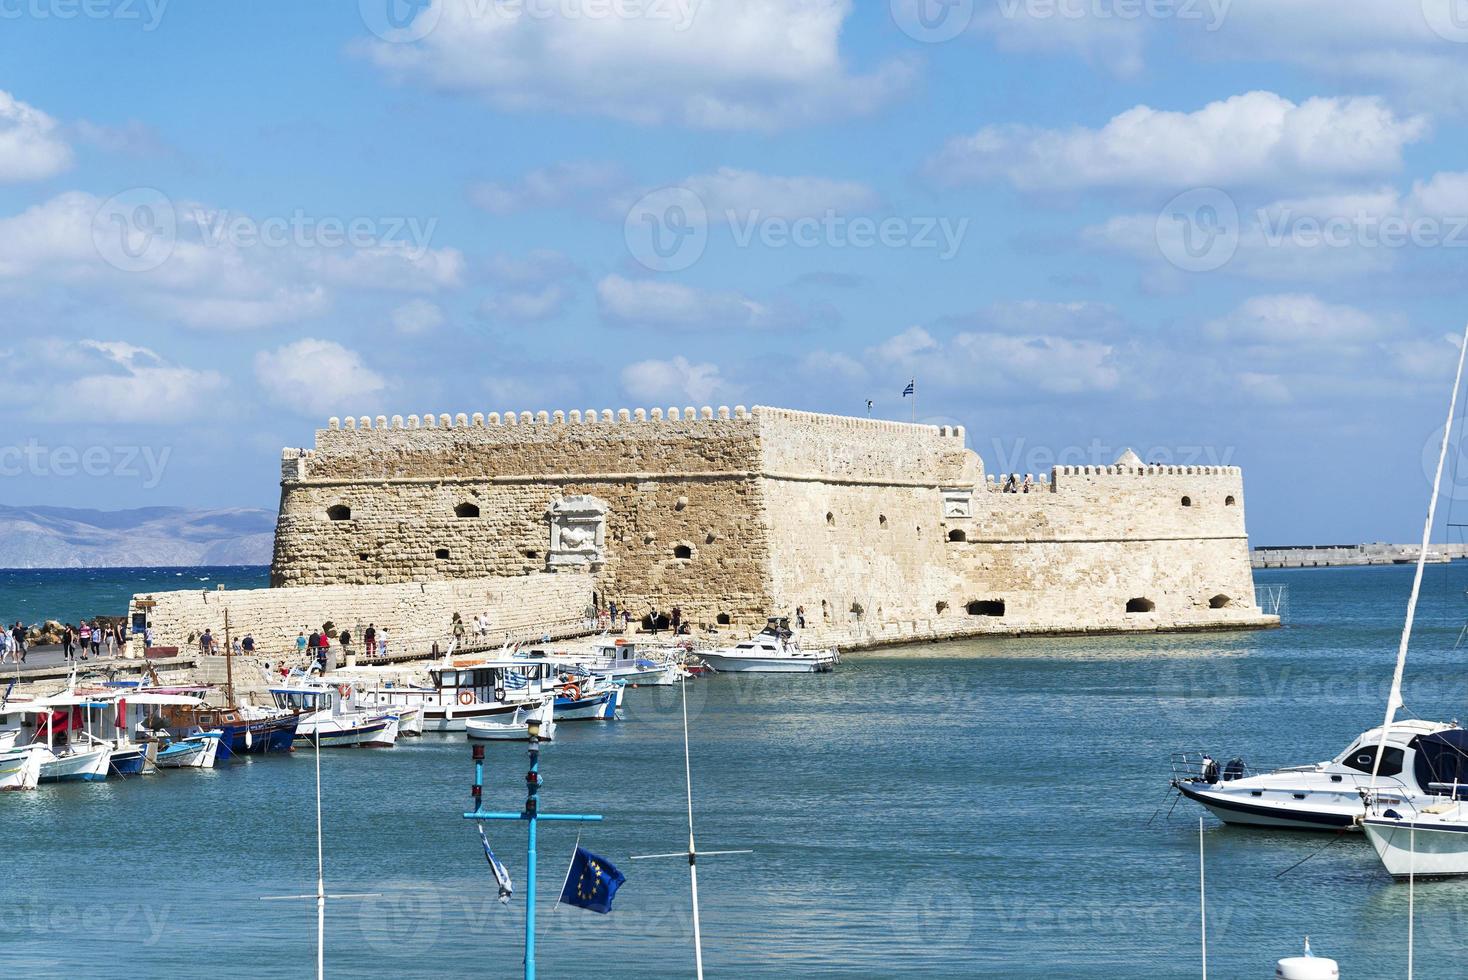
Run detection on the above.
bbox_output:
[119,693,207,706]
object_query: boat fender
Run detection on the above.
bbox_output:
[458,691,474,706]
[1276,938,1339,979]
[494,688,506,703]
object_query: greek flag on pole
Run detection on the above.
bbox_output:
[902,380,915,397]
[503,671,529,690]
[477,822,514,905]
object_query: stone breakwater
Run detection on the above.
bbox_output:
[254,404,1275,649]
[1252,543,1468,569]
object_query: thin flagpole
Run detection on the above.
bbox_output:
[1409,824,1415,980]
[1198,817,1207,980]
[1372,322,1468,790]
[315,732,325,980]
[682,675,705,980]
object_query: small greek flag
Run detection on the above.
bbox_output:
[503,671,529,690]
[565,665,591,679]
[902,380,915,397]
[477,823,514,905]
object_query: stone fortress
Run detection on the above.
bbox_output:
[251,404,1274,650]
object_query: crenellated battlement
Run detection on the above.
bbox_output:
[316,404,967,440]
[1053,464,1241,477]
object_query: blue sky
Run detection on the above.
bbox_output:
[1,0,1467,545]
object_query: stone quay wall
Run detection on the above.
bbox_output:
[129,572,593,661]
[269,405,1275,649]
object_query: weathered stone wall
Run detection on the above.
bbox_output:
[129,572,593,660]
[269,405,1274,649]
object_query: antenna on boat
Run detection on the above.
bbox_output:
[1370,321,1468,794]
[261,732,378,980]
[631,674,751,979]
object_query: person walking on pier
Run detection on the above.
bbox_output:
[77,621,91,661]
[61,623,74,662]
[12,622,27,663]
[378,627,390,660]
[0,627,11,665]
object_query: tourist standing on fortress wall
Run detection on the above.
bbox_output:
[364,624,377,658]
[378,627,390,659]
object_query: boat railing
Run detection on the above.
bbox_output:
[1170,751,1418,796]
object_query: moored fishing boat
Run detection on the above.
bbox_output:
[154,729,223,769]
[0,745,43,790]
[465,697,556,741]
[699,618,839,674]
[270,680,398,748]
[144,686,299,759]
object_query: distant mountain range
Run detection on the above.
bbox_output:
[0,505,276,568]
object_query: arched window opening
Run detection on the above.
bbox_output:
[327,504,352,521]
[1209,594,1233,609]
[879,514,888,528]
[1126,597,1156,614]
[948,528,967,542]
[435,548,451,560]
[1225,495,1237,507]
[673,544,693,560]
[1180,496,1192,508]
[455,502,481,519]
[966,600,1005,617]
[825,512,835,526]
[821,600,830,621]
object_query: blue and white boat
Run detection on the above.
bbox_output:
[154,729,223,769]
[270,679,399,748]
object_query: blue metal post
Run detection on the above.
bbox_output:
[463,718,601,980]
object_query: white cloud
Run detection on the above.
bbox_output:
[620,356,730,403]
[0,90,73,183]
[8,339,225,424]
[469,162,623,215]
[391,298,446,334]
[363,0,915,130]
[806,320,1123,397]
[1086,169,1468,282]
[679,167,878,220]
[254,339,387,417]
[1205,294,1390,345]
[480,284,569,323]
[928,92,1426,191]
[597,274,821,331]
[0,191,460,329]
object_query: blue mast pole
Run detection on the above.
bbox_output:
[464,712,601,980]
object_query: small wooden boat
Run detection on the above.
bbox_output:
[466,699,556,742]
[154,730,223,769]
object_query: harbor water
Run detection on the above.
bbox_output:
[5,563,1468,977]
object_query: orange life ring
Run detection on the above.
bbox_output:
[562,684,581,701]
[458,691,474,706]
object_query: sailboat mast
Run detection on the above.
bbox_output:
[315,731,325,980]
[681,675,705,980]
[1371,322,1468,789]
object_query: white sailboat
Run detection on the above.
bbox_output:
[1362,322,1468,877]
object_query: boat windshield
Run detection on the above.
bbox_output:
[271,691,324,712]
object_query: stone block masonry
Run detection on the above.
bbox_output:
[130,572,593,661]
[268,405,1276,649]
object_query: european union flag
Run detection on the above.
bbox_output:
[558,845,626,914]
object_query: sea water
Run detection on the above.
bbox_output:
[3,563,1468,977]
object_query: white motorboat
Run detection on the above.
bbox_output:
[1171,721,1462,831]
[269,680,398,748]
[465,698,556,742]
[699,618,839,674]
[37,743,113,783]
[575,639,687,685]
